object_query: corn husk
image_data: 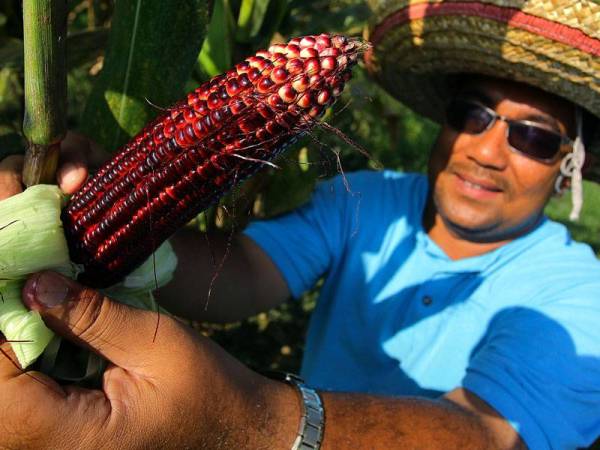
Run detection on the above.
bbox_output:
[0,185,177,368]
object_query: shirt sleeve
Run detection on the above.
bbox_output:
[243,174,355,298]
[462,301,600,450]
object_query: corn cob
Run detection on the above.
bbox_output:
[62,34,363,288]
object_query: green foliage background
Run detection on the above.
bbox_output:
[1,7,599,445]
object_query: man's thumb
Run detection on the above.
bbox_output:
[22,270,164,369]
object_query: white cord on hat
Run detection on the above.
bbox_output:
[554,107,586,221]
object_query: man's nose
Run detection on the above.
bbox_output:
[465,120,510,170]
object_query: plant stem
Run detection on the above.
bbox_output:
[22,0,67,186]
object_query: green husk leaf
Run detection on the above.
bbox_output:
[0,185,178,369]
[0,185,75,367]
[0,280,54,367]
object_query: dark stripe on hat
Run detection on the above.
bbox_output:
[371,2,600,57]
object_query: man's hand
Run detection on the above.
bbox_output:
[0,271,299,449]
[0,132,103,200]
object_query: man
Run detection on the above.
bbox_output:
[1,0,599,449]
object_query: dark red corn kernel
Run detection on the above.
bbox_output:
[192,100,209,115]
[316,34,332,51]
[271,67,288,84]
[308,105,324,118]
[183,108,196,122]
[317,89,332,105]
[278,84,297,103]
[292,74,310,93]
[256,127,270,141]
[225,79,241,96]
[286,58,304,75]
[305,58,320,75]
[268,43,287,54]
[236,61,250,73]
[257,76,274,93]
[285,45,301,58]
[297,92,313,109]
[248,67,260,82]
[210,109,224,124]
[275,112,294,129]
[62,33,362,287]
[332,81,345,97]
[321,56,337,73]
[229,98,246,114]
[258,59,274,75]
[272,54,288,67]
[207,92,221,109]
[319,47,340,58]
[267,93,283,108]
[332,35,348,47]
[300,47,318,59]
[256,102,274,119]
[265,120,284,135]
[300,36,316,48]
[309,74,322,88]
[209,74,226,88]
[255,50,271,59]
[247,56,263,68]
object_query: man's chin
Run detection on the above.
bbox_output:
[442,216,505,243]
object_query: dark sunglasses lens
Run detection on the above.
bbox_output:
[508,123,562,161]
[446,100,493,134]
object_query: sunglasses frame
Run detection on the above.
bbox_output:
[446,98,574,164]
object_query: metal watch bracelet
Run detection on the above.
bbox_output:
[263,371,325,450]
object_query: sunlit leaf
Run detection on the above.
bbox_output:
[81,0,210,151]
[236,0,270,42]
[198,0,235,77]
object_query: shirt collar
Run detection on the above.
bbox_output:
[414,177,553,274]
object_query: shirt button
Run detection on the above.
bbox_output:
[422,295,433,306]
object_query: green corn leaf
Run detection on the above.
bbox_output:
[255,0,291,45]
[197,0,235,77]
[236,0,270,42]
[80,0,210,152]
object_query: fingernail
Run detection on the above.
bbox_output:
[24,272,77,309]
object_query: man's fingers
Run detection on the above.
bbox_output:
[57,160,88,194]
[58,132,89,194]
[0,341,25,379]
[22,271,174,371]
[0,154,24,200]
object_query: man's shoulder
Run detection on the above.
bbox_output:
[342,169,425,186]
[492,219,600,302]
[322,170,427,200]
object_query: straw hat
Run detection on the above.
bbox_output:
[365,0,600,170]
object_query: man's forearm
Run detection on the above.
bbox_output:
[158,228,289,322]
[228,376,513,450]
[319,392,497,450]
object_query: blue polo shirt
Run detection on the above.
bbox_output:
[244,170,600,450]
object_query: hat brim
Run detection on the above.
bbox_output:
[365,0,600,159]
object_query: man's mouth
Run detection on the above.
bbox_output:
[454,172,503,197]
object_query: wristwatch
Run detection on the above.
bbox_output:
[263,371,325,450]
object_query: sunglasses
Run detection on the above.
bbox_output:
[445,98,573,163]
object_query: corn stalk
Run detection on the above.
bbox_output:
[21,0,67,186]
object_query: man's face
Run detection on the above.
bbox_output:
[428,77,575,242]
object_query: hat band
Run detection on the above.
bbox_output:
[371,2,600,57]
